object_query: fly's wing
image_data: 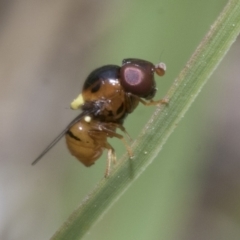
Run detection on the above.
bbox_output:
[32,111,87,165]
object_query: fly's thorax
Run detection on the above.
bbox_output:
[82,78,123,102]
[81,78,127,122]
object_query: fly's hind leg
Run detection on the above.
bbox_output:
[88,130,117,177]
[104,143,117,177]
[89,123,133,177]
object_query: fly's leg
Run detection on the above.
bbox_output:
[125,92,169,114]
[114,124,132,142]
[138,97,169,106]
[88,130,118,177]
[88,121,134,177]
[99,126,133,159]
[104,143,116,177]
[102,122,132,142]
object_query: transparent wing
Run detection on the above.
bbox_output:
[32,111,87,165]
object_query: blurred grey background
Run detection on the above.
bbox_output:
[1,0,240,240]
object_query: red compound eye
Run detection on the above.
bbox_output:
[120,59,158,99]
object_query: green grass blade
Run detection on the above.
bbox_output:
[51,1,240,239]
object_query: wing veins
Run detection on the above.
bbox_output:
[32,111,87,165]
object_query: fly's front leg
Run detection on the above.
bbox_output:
[138,97,169,106]
[128,93,169,106]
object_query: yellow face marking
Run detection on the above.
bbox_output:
[70,94,84,110]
